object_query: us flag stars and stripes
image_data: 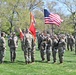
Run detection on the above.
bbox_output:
[44,9,63,26]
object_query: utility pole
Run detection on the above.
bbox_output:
[51,25,55,35]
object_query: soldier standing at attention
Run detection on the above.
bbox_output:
[40,31,47,62]
[46,34,52,63]
[69,35,75,51]
[52,34,58,63]
[23,29,33,64]
[40,37,46,62]
[0,32,6,63]
[58,35,66,63]
[8,32,18,62]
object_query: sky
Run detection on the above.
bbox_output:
[43,0,71,15]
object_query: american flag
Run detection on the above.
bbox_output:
[44,9,63,26]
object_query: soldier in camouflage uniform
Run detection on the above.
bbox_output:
[52,34,58,63]
[58,35,66,63]
[46,34,52,63]
[8,32,18,62]
[0,32,6,63]
[40,37,46,62]
[23,29,33,64]
[69,35,75,51]
[40,33,46,62]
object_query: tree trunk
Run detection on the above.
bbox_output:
[10,21,13,33]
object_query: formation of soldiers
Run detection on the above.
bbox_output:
[38,31,66,63]
[0,30,75,64]
[37,31,75,63]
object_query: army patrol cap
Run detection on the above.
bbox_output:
[12,32,16,35]
[1,32,5,36]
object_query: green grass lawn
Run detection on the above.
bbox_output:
[0,40,76,75]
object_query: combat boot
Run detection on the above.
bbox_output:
[60,61,63,64]
[25,61,28,64]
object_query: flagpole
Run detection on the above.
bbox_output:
[51,24,54,35]
[29,11,32,30]
[44,23,46,33]
[44,3,46,33]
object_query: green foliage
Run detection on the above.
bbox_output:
[0,0,75,34]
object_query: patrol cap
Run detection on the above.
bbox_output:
[1,32,5,36]
[53,34,57,37]
[61,34,65,37]
[53,34,57,38]
[25,28,29,33]
[59,34,65,39]
[12,32,16,35]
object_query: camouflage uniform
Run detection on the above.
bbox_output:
[58,35,66,63]
[46,35,52,62]
[52,35,58,63]
[8,32,18,62]
[0,32,6,63]
[23,31,33,64]
[40,38,46,61]
[69,35,75,51]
